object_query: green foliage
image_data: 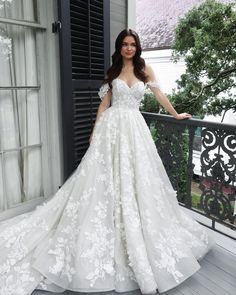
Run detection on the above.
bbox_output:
[140,91,160,113]
[172,132,189,202]
[149,122,158,142]
[191,192,202,211]
[150,124,189,203]
[170,0,236,116]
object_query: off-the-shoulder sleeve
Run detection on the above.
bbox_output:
[98,83,110,100]
[146,80,160,89]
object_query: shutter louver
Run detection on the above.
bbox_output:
[59,0,110,179]
[73,90,100,167]
[70,0,105,80]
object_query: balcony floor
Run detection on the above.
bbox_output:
[33,243,236,295]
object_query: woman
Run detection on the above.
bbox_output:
[0,29,215,295]
[90,29,191,144]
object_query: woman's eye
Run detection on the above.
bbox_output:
[122,43,136,47]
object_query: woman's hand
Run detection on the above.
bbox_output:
[174,113,192,120]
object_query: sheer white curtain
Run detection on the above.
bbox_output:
[0,0,42,211]
[0,64,22,209]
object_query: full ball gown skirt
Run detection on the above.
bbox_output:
[0,79,215,295]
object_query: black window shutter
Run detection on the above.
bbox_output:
[58,0,110,180]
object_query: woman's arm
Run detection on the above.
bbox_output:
[89,86,112,144]
[145,64,192,120]
[96,90,112,120]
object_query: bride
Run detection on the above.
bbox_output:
[0,29,215,295]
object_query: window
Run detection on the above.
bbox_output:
[0,0,60,212]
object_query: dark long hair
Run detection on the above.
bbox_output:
[104,29,147,87]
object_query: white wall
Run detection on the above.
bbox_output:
[142,49,185,94]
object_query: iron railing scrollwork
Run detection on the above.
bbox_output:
[142,112,236,239]
[200,128,236,227]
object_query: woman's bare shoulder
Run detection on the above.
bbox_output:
[144,63,153,71]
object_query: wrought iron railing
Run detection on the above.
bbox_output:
[142,112,236,239]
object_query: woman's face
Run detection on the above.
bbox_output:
[120,36,137,60]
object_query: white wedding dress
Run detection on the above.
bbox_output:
[0,78,215,295]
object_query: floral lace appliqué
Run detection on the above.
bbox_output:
[80,201,115,287]
[146,80,160,89]
[98,83,110,100]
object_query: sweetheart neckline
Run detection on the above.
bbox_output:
[114,78,144,89]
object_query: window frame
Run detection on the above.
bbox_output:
[0,0,63,219]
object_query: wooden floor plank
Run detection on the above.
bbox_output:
[213,245,236,260]
[175,283,200,295]
[194,272,233,295]
[164,288,184,295]
[181,276,216,295]
[204,247,236,278]
[199,259,236,289]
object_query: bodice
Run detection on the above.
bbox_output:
[111,78,145,109]
[98,78,160,110]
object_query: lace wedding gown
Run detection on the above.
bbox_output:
[0,78,215,295]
